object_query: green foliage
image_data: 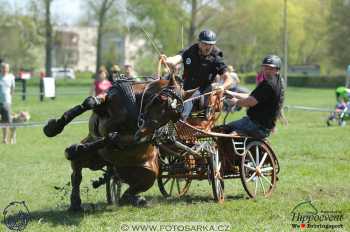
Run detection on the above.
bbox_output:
[211,0,331,73]
[0,14,44,71]
[241,73,346,88]
[328,0,350,68]
[127,0,188,55]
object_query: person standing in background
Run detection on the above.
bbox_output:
[109,64,121,82]
[124,64,135,79]
[90,66,112,96]
[0,63,15,144]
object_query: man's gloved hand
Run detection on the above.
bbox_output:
[211,83,225,92]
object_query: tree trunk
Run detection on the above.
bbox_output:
[188,0,197,45]
[45,0,52,77]
[96,20,103,75]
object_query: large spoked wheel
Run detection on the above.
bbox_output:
[106,167,123,205]
[240,141,276,199]
[157,154,192,197]
[208,146,224,203]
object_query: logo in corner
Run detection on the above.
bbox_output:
[291,199,344,230]
[3,201,30,231]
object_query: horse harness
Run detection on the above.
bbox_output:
[108,79,183,137]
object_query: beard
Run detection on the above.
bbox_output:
[199,47,213,57]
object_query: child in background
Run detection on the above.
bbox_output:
[91,66,112,96]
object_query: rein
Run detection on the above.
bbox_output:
[137,82,152,129]
[183,90,220,103]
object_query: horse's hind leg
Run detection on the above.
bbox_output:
[69,161,83,212]
[43,94,107,137]
[118,167,156,207]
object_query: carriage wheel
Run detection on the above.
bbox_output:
[106,168,123,205]
[208,147,224,203]
[240,141,276,198]
[157,154,192,197]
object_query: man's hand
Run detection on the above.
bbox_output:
[227,97,239,105]
[159,54,168,63]
[160,54,182,68]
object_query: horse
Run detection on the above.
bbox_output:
[43,77,185,210]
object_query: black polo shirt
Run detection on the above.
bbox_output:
[180,44,227,91]
[247,79,280,129]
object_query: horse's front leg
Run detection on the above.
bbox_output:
[64,132,121,161]
[43,94,107,137]
[69,162,83,212]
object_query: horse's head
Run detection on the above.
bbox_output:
[135,77,183,141]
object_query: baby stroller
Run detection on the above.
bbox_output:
[326,102,350,127]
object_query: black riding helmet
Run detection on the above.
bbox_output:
[262,55,282,70]
[198,30,216,44]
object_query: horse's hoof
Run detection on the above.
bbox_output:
[119,193,149,207]
[68,205,83,212]
[135,196,149,207]
[65,144,81,160]
[43,119,64,137]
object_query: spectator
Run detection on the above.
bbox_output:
[226,65,249,94]
[256,70,267,85]
[0,63,15,144]
[124,64,136,80]
[227,65,240,88]
[91,66,112,96]
[109,64,121,82]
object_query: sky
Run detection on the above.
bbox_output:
[7,0,84,25]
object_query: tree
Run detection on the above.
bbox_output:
[328,0,350,69]
[186,0,218,45]
[44,0,53,77]
[85,0,116,74]
[0,1,44,71]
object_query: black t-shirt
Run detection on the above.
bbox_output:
[247,80,279,129]
[180,44,227,91]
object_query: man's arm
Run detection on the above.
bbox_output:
[229,96,258,108]
[161,55,183,67]
[225,90,249,99]
[220,71,233,90]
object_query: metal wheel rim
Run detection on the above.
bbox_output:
[210,147,224,203]
[157,154,192,197]
[240,141,276,199]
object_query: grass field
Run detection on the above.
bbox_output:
[0,85,349,232]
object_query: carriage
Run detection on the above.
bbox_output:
[93,88,280,205]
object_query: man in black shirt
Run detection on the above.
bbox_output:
[222,55,285,139]
[162,30,233,120]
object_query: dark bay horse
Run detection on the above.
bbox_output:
[43,78,184,210]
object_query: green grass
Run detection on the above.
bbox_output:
[0,86,349,232]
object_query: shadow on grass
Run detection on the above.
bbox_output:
[4,194,248,227]
[146,193,246,206]
[17,202,113,227]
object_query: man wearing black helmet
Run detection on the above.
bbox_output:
[221,55,285,139]
[162,29,233,120]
